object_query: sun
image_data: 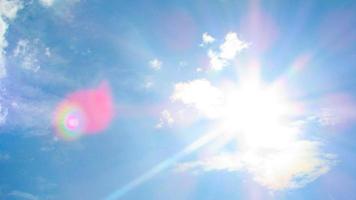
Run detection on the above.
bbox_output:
[219,71,300,151]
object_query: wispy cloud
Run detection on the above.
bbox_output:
[0,104,8,125]
[0,0,23,78]
[39,0,55,7]
[176,153,242,173]
[38,0,81,8]
[205,32,249,71]
[8,190,39,200]
[149,58,162,71]
[13,39,42,72]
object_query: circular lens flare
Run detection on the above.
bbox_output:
[53,101,86,141]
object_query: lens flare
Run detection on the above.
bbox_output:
[53,81,114,141]
[53,101,86,141]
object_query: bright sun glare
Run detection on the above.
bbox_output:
[220,71,299,151]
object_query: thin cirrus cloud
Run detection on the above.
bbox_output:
[170,76,336,190]
[203,32,249,71]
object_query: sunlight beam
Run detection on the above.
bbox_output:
[106,131,221,200]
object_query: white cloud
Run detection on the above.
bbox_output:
[149,58,162,71]
[156,109,174,128]
[177,134,336,190]
[207,49,226,71]
[243,141,335,190]
[219,32,249,59]
[171,79,224,119]
[205,32,249,71]
[8,190,39,200]
[0,0,23,20]
[171,76,336,190]
[39,0,55,7]
[0,0,23,79]
[201,32,215,46]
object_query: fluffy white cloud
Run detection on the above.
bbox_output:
[156,109,174,128]
[149,58,162,71]
[206,32,249,71]
[39,0,55,7]
[201,32,215,45]
[0,0,23,79]
[171,79,223,119]
[219,32,249,59]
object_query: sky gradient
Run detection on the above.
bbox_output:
[0,0,356,199]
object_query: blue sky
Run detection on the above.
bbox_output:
[0,0,355,199]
